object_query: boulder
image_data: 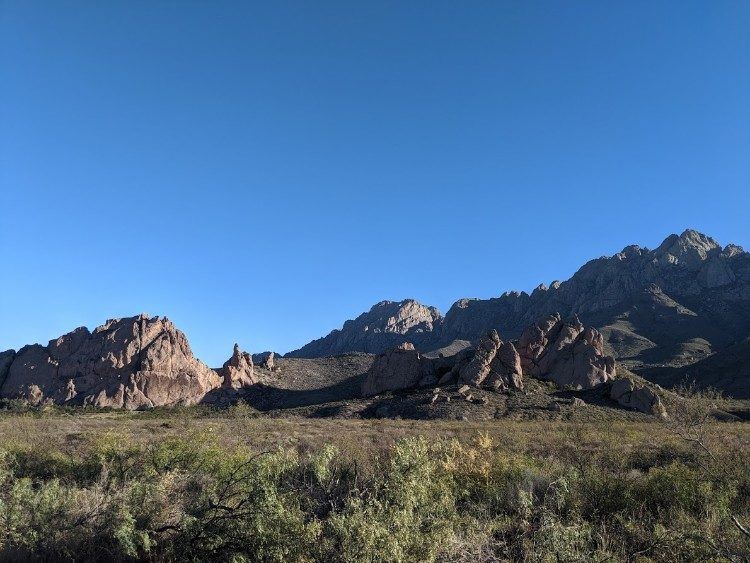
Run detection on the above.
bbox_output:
[361,340,476,397]
[458,330,501,386]
[219,344,257,389]
[458,331,523,391]
[361,342,425,397]
[262,352,276,371]
[610,377,667,417]
[0,314,223,409]
[26,384,45,406]
[425,346,473,384]
[517,314,615,389]
[252,351,278,370]
[485,341,524,391]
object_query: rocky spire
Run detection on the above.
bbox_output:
[219,344,256,389]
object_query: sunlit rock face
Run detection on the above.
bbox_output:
[0,314,222,409]
[288,299,442,358]
[361,314,615,397]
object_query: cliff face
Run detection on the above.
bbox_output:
[288,230,750,392]
[0,314,223,409]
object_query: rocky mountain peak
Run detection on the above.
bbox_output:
[654,229,722,270]
[617,244,644,260]
[287,298,443,357]
[723,244,745,258]
[356,299,442,334]
[678,228,720,248]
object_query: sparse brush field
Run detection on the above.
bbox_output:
[0,407,748,562]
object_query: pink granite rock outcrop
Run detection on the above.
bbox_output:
[361,342,425,397]
[458,330,523,391]
[361,314,614,397]
[517,313,615,389]
[219,344,257,389]
[0,314,223,409]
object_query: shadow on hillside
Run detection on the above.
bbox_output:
[201,372,368,411]
[583,289,750,367]
[550,387,607,405]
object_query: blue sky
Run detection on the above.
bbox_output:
[1,1,749,365]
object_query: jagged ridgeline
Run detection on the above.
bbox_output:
[288,229,750,399]
[0,229,748,411]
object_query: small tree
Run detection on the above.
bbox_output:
[662,381,750,556]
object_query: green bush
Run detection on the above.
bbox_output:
[0,430,747,561]
[324,437,456,562]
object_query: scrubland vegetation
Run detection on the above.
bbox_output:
[0,400,747,562]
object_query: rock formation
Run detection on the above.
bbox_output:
[517,314,615,389]
[362,315,613,397]
[361,343,425,397]
[0,314,223,409]
[610,377,667,417]
[457,331,523,391]
[259,352,276,371]
[486,341,524,391]
[219,344,256,389]
[458,331,502,386]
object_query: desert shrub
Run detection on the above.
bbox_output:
[640,462,719,516]
[524,512,596,562]
[0,471,154,560]
[7,445,88,483]
[324,437,457,562]
[173,449,320,561]
[0,423,747,561]
[226,399,261,419]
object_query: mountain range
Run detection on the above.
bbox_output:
[288,229,750,397]
[1,229,748,408]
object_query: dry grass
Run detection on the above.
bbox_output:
[1,409,747,463]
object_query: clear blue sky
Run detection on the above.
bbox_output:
[1,1,749,366]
